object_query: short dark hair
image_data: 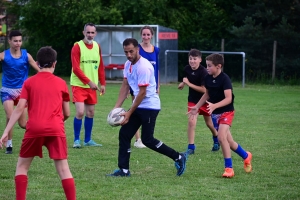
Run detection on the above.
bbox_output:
[84,23,96,31]
[140,25,154,35]
[36,46,57,68]
[206,54,224,67]
[188,49,202,58]
[123,38,139,47]
[9,30,22,40]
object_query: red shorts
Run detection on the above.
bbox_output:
[188,102,210,116]
[72,86,97,104]
[212,111,234,127]
[19,136,68,159]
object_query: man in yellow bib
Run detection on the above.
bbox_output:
[70,23,106,148]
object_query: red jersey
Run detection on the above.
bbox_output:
[71,42,106,86]
[20,72,70,138]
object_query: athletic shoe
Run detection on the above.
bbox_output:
[174,153,187,176]
[5,147,12,154]
[73,140,81,148]
[107,169,130,177]
[244,151,253,173]
[185,149,195,155]
[222,168,234,178]
[211,143,220,151]
[84,140,102,147]
[134,139,146,148]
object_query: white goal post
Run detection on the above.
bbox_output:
[165,50,246,87]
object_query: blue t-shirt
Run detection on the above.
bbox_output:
[2,49,29,89]
[138,44,159,87]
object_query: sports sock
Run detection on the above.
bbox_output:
[62,178,76,200]
[15,175,28,200]
[84,116,93,143]
[188,144,195,150]
[73,117,82,142]
[122,169,129,173]
[7,139,12,147]
[224,158,233,168]
[212,136,219,144]
[234,144,248,159]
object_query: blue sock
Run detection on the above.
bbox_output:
[234,144,248,159]
[84,116,93,143]
[73,117,82,142]
[213,136,219,144]
[211,116,219,131]
[224,158,232,168]
[188,144,195,150]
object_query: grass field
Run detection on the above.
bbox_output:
[0,82,300,200]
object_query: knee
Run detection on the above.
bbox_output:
[76,110,85,118]
[86,110,95,118]
[18,121,27,129]
[217,135,227,144]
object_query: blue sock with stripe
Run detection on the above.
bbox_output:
[73,117,82,142]
[84,116,93,143]
[234,144,248,159]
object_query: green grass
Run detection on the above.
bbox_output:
[0,82,300,200]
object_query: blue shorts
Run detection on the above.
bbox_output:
[0,87,22,105]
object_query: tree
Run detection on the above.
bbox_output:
[229,0,300,81]
[8,0,103,75]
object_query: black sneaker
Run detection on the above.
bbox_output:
[174,153,187,176]
[5,147,12,154]
[107,169,130,177]
[211,143,220,151]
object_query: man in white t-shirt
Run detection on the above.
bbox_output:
[107,38,187,177]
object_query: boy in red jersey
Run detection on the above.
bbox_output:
[0,46,76,199]
[188,53,252,178]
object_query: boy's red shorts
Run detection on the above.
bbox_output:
[212,111,235,127]
[188,102,210,116]
[19,136,67,159]
[72,86,97,104]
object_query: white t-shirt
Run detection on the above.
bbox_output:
[124,56,160,110]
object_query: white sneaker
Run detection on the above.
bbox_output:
[134,139,146,148]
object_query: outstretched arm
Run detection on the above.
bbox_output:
[27,53,40,72]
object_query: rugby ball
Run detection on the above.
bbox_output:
[107,107,126,127]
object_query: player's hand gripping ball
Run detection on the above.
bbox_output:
[107,108,126,127]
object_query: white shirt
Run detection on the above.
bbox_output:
[124,56,160,110]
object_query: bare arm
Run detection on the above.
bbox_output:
[206,89,232,114]
[183,77,206,93]
[195,91,210,109]
[178,82,185,90]
[0,99,27,148]
[62,101,70,121]
[0,52,4,61]
[120,85,146,126]
[27,53,40,72]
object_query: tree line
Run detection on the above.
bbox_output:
[3,0,300,84]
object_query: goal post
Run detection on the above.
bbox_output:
[165,50,246,87]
